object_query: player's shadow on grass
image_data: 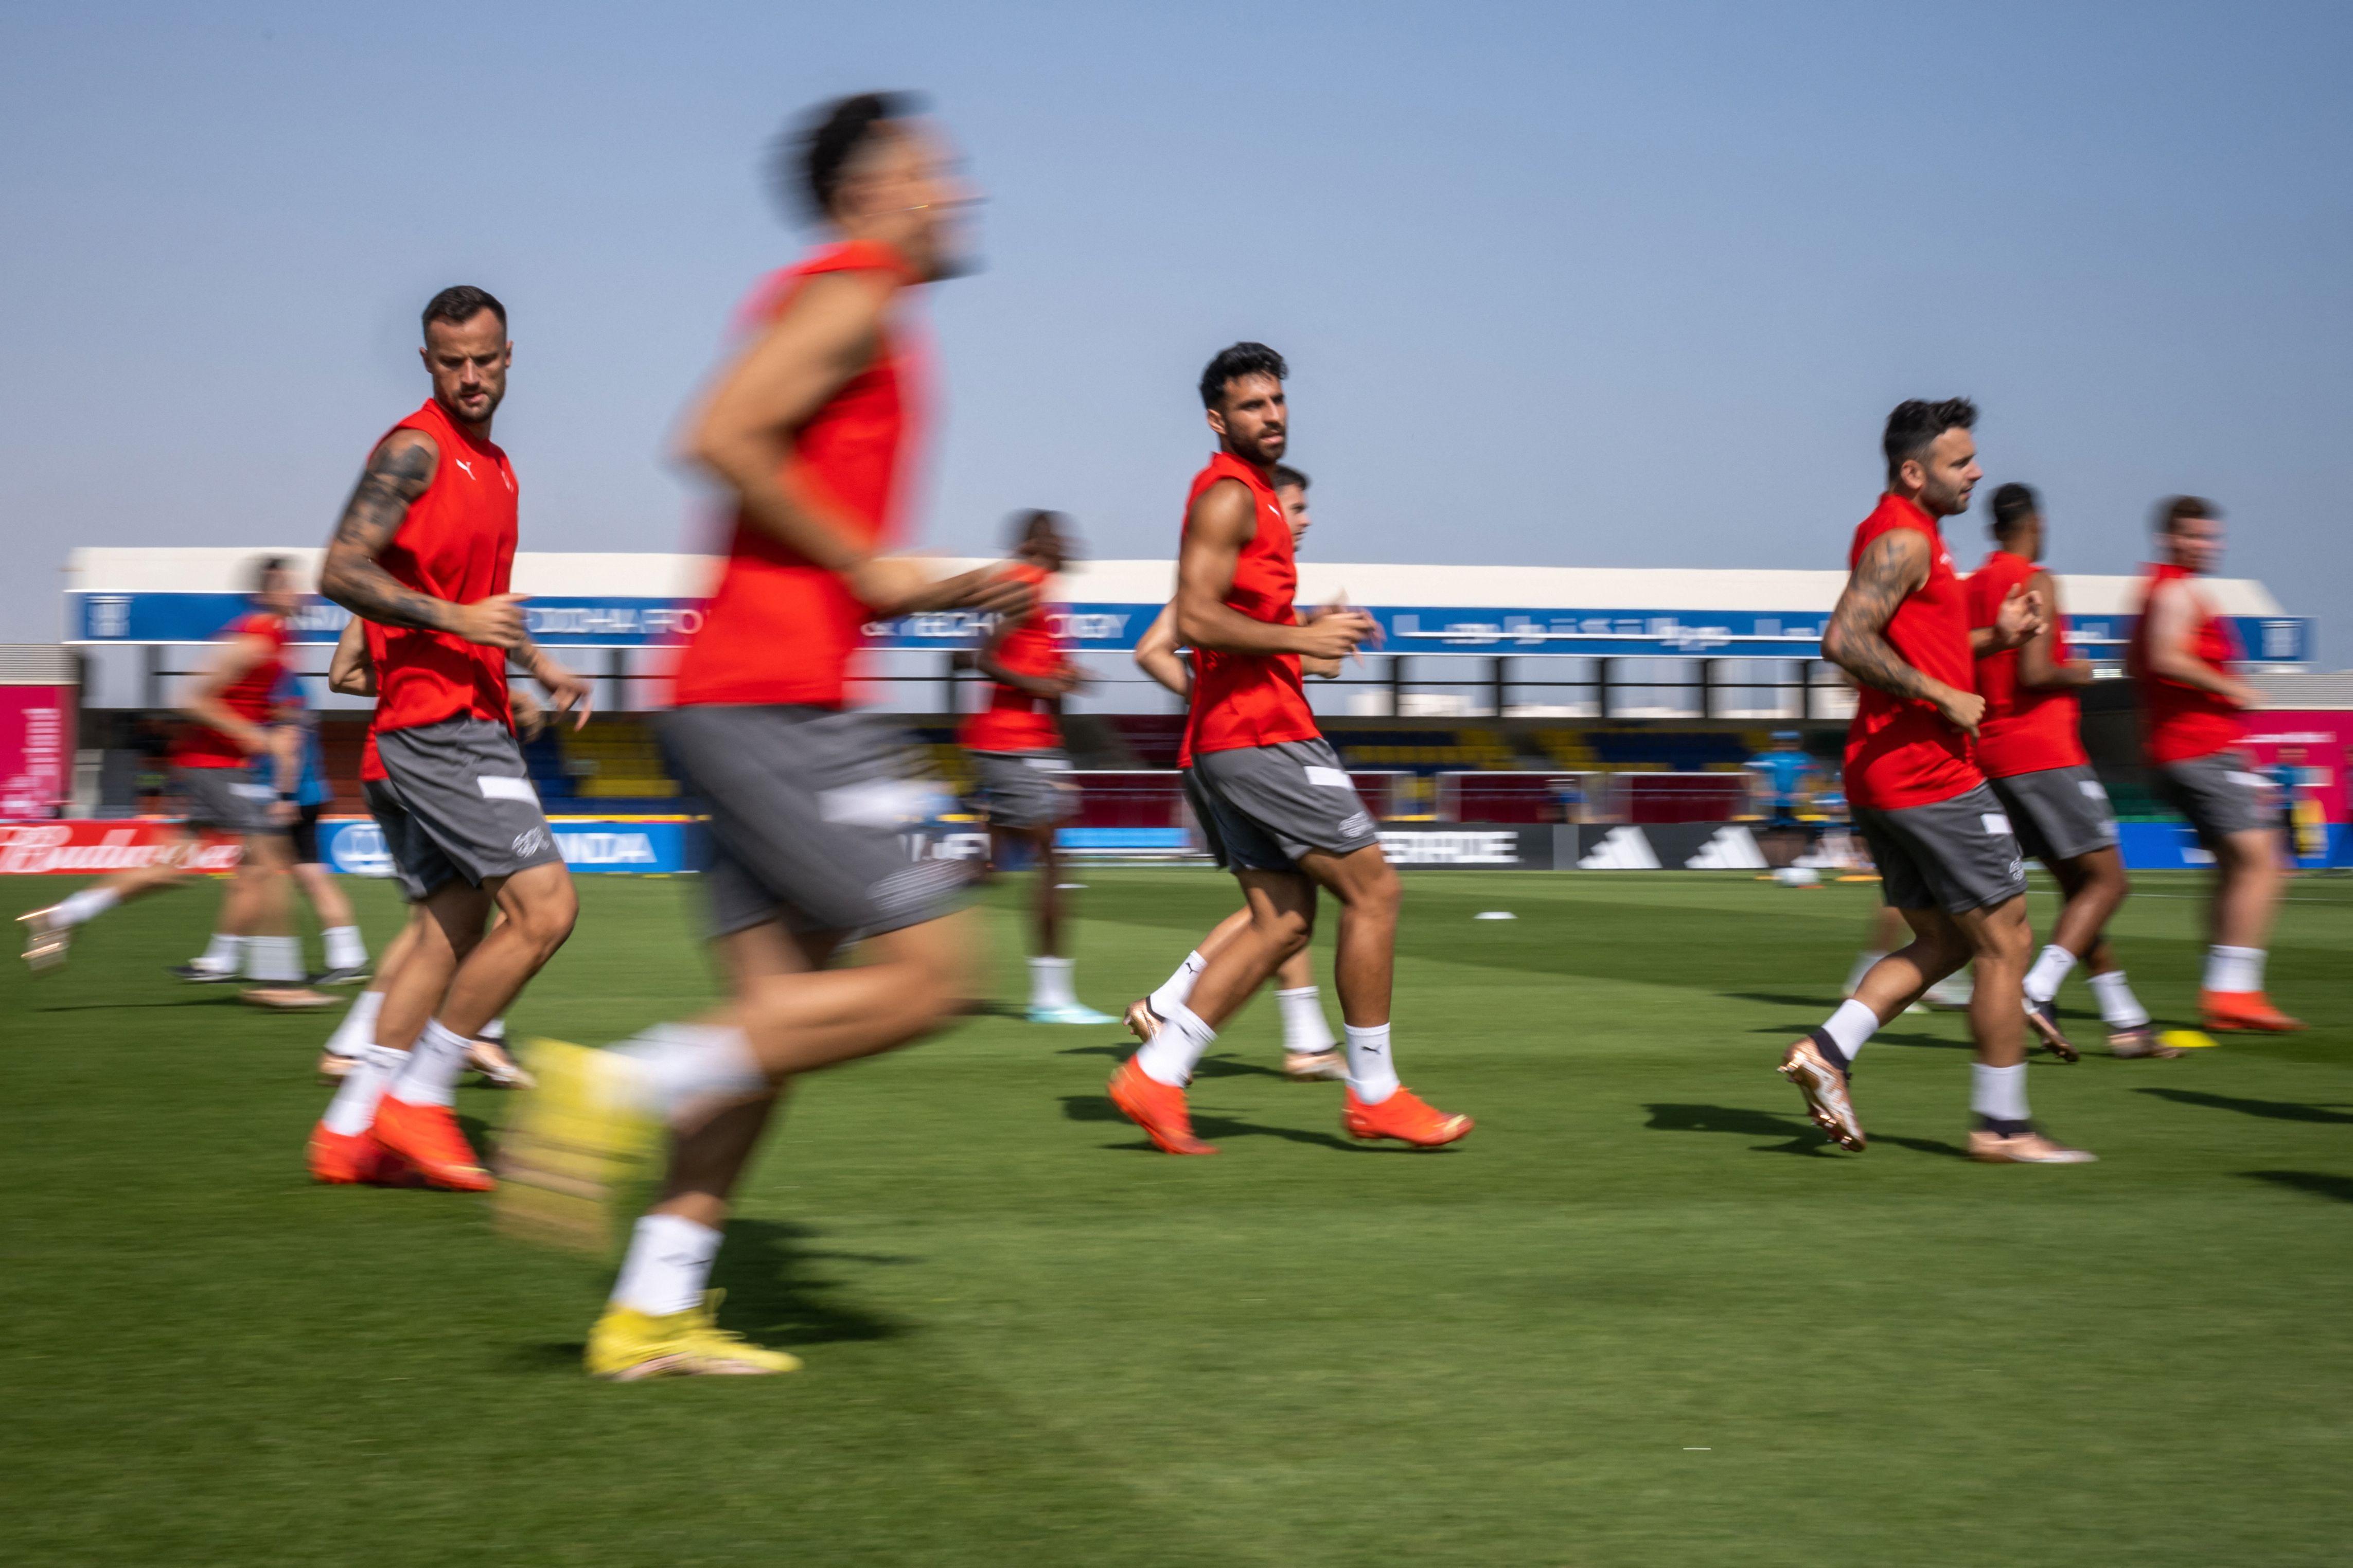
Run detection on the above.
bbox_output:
[1746,1023,1970,1052]
[2138,1088,2353,1124]
[1644,1101,1968,1160]
[2243,1171,2353,1204]
[1058,1094,1405,1154]
[1055,1043,1291,1081]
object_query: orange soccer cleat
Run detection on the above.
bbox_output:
[370,1094,496,1191]
[1106,1058,1216,1155]
[2200,991,2306,1033]
[1342,1086,1474,1148]
[306,1124,423,1187]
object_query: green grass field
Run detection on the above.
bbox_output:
[3,865,2348,1566]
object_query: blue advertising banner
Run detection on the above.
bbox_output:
[319,816,699,877]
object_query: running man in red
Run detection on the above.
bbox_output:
[1107,343,1470,1154]
[1129,462,1344,1080]
[495,94,1032,1379]
[1967,483,2168,1058]
[17,554,327,1007]
[964,509,1115,1024]
[308,285,591,1191]
[1781,399,2095,1164]
[2128,496,2301,1032]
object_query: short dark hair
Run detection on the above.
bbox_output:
[421,286,506,339]
[1988,482,2039,536]
[1271,465,1310,491]
[1007,508,1066,549]
[783,91,922,221]
[1199,342,1288,409]
[248,554,291,594]
[2155,494,2220,534]
[1881,397,1977,484]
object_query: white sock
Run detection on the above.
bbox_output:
[1029,955,1076,1010]
[1149,951,1207,1019]
[244,934,305,984]
[1135,1002,1215,1086]
[1820,997,1879,1063]
[55,886,119,926]
[1342,1022,1401,1104]
[2203,945,2263,994]
[2087,970,2151,1030]
[480,1016,507,1042]
[1971,1061,2030,1126]
[1844,950,1885,996]
[323,924,367,970]
[2024,944,2077,1006]
[196,931,242,971]
[1275,986,1336,1054]
[614,1022,767,1116]
[387,1018,470,1108]
[324,989,385,1059]
[321,1045,402,1136]
[610,1213,723,1317]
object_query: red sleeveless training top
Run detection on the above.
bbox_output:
[1965,549,2086,777]
[171,610,287,767]
[2127,561,2244,765]
[1180,452,1318,760]
[672,240,929,709]
[369,397,518,734]
[1841,493,1981,810]
[960,563,1064,753]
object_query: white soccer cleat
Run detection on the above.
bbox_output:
[1968,1128,2097,1164]
[1282,1049,1347,1081]
[17,908,70,975]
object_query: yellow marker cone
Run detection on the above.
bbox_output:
[2158,1029,2220,1050]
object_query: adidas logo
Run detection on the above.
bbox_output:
[1578,826,1660,870]
[1683,826,1766,870]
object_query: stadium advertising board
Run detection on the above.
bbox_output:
[0,684,74,820]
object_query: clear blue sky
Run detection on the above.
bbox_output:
[4,2,2347,657]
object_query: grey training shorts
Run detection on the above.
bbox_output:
[1186,737,1380,874]
[2151,748,2269,852]
[1853,782,2029,916]
[970,749,1075,832]
[170,764,278,836]
[662,705,965,940]
[366,718,563,900]
[1987,764,2119,865]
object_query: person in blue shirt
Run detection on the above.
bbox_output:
[1746,732,1814,832]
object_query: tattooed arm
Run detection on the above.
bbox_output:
[319,430,527,648]
[1821,529,1987,736]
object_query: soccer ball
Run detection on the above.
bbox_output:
[1774,866,1821,888]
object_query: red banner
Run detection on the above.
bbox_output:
[0,684,75,819]
[0,821,242,875]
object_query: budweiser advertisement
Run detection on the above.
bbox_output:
[0,821,242,876]
[0,683,74,820]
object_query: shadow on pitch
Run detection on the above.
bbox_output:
[1054,1043,1291,1081]
[1744,1023,1970,1053]
[1058,1093,1409,1154]
[2138,1088,2353,1124]
[2242,1171,2353,1205]
[1644,1101,1968,1160]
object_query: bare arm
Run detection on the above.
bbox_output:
[1133,603,1192,699]
[1821,529,1986,735]
[320,430,527,647]
[1294,610,1342,678]
[505,635,594,731]
[180,634,276,757]
[2014,569,2093,689]
[270,721,302,796]
[1175,480,1373,659]
[327,618,375,697]
[2144,577,2260,708]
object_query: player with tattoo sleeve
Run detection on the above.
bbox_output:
[305,284,591,1191]
[1780,398,2096,1164]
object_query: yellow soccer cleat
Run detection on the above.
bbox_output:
[493,1039,660,1257]
[586,1290,802,1381]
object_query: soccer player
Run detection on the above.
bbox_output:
[2127,496,2301,1031]
[306,284,591,1190]
[963,509,1114,1024]
[1129,462,1344,1079]
[498,93,1033,1379]
[1968,483,2168,1057]
[17,555,329,1007]
[1779,399,2095,1163]
[1105,343,1471,1154]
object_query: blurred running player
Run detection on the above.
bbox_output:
[1969,483,2168,1057]
[307,284,591,1191]
[1130,462,1344,1079]
[18,555,329,1007]
[1781,399,2094,1163]
[963,509,1113,1024]
[2128,496,2301,1031]
[497,94,1032,1379]
[1106,343,1470,1154]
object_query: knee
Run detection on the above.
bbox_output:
[1344,861,1402,918]
[508,882,579,954]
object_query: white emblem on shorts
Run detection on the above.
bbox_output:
[478,775,540,804]
[2008,858,2025,882]
[2226,771,2268,790]
[512,827,551,859]
[1339,811,1372,839]
[1304,765,1353,788]
[1980,812,2012,836]
[823,780,932,827]
[2080,779,2108,800]
[870,860,959,915]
